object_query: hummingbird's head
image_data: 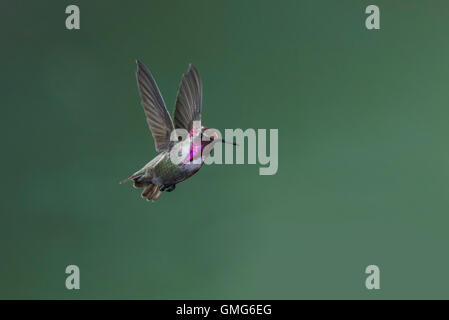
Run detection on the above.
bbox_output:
[200,126,237,147]
[182,126,238,164]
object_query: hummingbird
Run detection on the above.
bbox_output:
[120,61,237,201]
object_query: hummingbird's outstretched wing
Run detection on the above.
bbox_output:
[173,64,202,133]
[136,60,175,152]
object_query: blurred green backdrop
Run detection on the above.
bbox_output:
[1,0,449,299]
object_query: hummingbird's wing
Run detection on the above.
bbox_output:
[173,64,202,132]
[136,60,175,152]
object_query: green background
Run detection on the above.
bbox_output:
[1,0,449,299]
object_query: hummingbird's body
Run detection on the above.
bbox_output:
[121,61,235,201]
[131,143,202,192]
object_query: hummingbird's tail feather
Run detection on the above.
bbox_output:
[141,184,162,202]
[133,180,146,188]
[152,189,163,201]
[119,177,133,184]
[119,171,144,184]
[120,173,162,202]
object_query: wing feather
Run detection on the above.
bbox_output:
[173,64,202,132]
[136,60,175,152]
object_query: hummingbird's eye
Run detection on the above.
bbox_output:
[210,136,215,141]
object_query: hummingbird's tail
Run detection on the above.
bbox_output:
[140,184,162,202]
[120,173,162,202]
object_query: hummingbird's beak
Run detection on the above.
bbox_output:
[219,139,238,146]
